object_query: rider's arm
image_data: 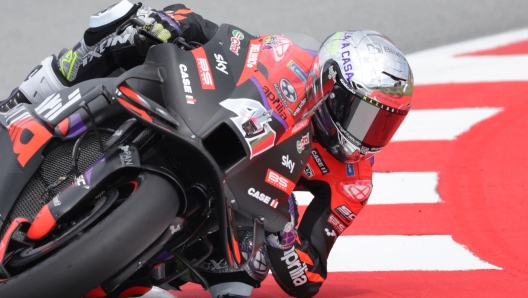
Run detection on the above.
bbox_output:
[1,2,218,110]
[267,149,374,297]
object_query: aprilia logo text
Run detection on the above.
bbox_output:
[281,246,308,286]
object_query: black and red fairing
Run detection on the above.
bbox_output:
[0,106,53,226]
[0,78,119,231]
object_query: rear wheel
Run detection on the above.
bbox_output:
[0,172,179,298]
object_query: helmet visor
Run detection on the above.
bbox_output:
[328,84,409,151]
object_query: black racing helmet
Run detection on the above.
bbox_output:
[309,30,414,163]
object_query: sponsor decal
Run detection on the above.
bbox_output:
[220,98,276,159]
[274,83,293,115]
[292,98,307,117]
[265,169,295,194]
[340,31,355,79]
[281,246,308,287]
[262,35,282,50]
[7,115,53,167]
[246,44,261,68]
[192,47,215,90]
[334,205,356,223]
[303,164,315,178]
[179,64,196,104]
[287,60,308,83]
[272,39,291,62]
[119,145,134,165]
[263,85,288,121]
[214,53,229,75]
[311,148,329,175]
[53,195,61,207]
[296,133,310,153]
[292,118,310,134]
[328,65,337,83]
[248,188,279,208]
[346,164,355,176]
[340,78,356,93]
[327,214,346,234]
[367,43,382,54]
[341,181,373,203]
[383,45,405,60]
[170,224,182,234]
[282,155,295,173]
[75,174,87,186]
[83,34,131,66]
[280,78,298,103]
[230,30,244,55]
[35,89,82,121]
[325,228,337,237]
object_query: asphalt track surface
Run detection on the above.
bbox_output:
[2,1,528,297]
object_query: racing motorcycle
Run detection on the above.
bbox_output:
[0,22,321,297]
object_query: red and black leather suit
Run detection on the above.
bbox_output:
[267,142,373,297]
[2,4,374,298]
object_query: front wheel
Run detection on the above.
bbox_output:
[0,172,180,298]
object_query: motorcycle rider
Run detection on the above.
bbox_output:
[1,1,413,297]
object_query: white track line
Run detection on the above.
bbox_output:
[392,108,503,141]
[407,27,528,85]
[295,172,441,206]
[327,235,501,272]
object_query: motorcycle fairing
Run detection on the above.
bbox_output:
[0,79,121,229]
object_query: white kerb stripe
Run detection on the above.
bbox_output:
[392,108,503,141]
[407,27,528,85]
[295,172,440,206]
[141,287,176,298]
[327,235,501,272]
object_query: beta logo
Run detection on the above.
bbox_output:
[246,44,261,68]
[265,169,295,194]
[230,30,244,55]
[179,64,196,104]
[296,133,310,153]
[282,155,295,173]
[248,188,279,208]
[214,53,229,75]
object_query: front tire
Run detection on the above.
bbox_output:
[0,172,180,298]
